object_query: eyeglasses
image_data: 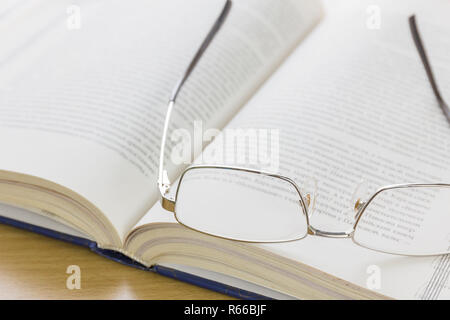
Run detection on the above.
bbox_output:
[158,2,450,257]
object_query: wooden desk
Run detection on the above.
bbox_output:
[0,223,231,299]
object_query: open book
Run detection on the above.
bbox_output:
[1,0,450,299]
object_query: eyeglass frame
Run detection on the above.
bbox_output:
[157,1,450,256]
[167,165,450,255]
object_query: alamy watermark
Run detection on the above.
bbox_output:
[170,121,280,172]
[66,265,81,290]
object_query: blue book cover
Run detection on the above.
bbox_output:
[0,214,269,300]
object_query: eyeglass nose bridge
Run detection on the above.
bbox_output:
[307,226,354,238]
[306,200,364,238]
[304,200,356,239]
[305,182,368,239]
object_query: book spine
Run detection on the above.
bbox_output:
[0,216,269,300]
[153,265,271,300]
[0,214,93,248]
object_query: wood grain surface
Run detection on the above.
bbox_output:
[0,223,232,299]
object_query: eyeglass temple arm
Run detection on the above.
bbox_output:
[409,15,450,125]
[158,0,232,209]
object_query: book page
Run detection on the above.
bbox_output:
[0,0,322,244]
[233,1,450,299]
[138,0,450,298]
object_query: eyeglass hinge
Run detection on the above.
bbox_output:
[161,195,175,212]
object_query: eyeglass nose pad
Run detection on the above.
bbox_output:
[350,180,369,219]
[300,177,318,217]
